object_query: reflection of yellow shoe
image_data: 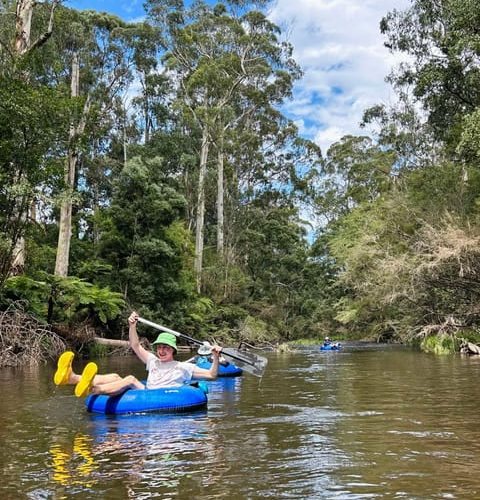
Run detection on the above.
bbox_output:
[74,434,96,477]
[54,351,74,385]
[50,444,70,485]
[74,362,98,398]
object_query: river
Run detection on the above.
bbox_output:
[1,343,480,499]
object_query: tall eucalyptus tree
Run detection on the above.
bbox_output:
[49,10,142,276]
[147,0,301,291]
[0,0,63,279]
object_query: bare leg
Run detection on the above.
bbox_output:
[68,371,121,385]
[91,375,145,396]
[93,373,122,384]
[54,352,125,392]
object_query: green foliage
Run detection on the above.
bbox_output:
[322,156,480,343]
[361,95,441,172]
[457,331,480,344]
[1,275,51,319]
[14,0,480,352]
[87,342,109,358]
[0,76,69,281]
[421,334,456,355]
[76,260,114,285]
[457,109,480,162]
[60,278,125,324]
[237,315,275,345]
[334,301,359,325]
[288,338,324,346]
[187,296,214,323]
[320,135,395,220]
[97,156,198,321]
[380,0,480,150]
[0,0,324,346]
[2,274,125,325]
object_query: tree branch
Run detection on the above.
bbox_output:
[27,0,60,54]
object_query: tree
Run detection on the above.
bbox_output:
[50,9,144,277]
[13,0,59,57]
[0,0,61,274]
[0,77,69,284]
[317,135,395,224]
[96,156,196,321]
[152,0,301,291]
[361,91,444,172]
[381,0,480,151]
[54,49,92,277]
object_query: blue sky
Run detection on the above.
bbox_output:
[67,0,145,21]
[67,0,410,155]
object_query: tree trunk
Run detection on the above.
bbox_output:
[14,0,34,55]
[123,108,128,168]
[55,52,91,276]
[10,0,59,276]
[10,228,26,273]
[15,0,59,55]
[8,0,35,274]
[140,71,150,144]
[194,126,209,292]
[217,136,225,256]
[144,97,150,144]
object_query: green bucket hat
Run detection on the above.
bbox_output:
[152,332,177,353]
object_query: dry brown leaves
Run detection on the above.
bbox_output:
[415,221,480,278]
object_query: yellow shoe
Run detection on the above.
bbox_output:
[74,362,98,398]
[54,351,74,386]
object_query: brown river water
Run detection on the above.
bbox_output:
[1,343,480,499]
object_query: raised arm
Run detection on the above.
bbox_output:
[128,311,150,364]
[191,345,222,380]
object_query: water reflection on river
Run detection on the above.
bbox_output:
[1,344,480,498]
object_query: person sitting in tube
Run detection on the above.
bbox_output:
[187,343,230,367]
[53,311,222,397]
[323,336,341,348]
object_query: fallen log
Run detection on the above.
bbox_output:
[93,337,129,348]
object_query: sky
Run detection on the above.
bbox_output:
[67,0,411,155]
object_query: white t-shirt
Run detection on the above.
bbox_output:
[145,353,195,389]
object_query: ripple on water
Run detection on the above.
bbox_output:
[4,348,480,499]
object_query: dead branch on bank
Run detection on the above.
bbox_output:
[0,304,197,367]
[0,308,65,367]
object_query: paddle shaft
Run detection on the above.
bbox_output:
[137,317,254,367]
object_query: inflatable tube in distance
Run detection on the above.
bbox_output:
[195,356,243,377]
[320,343,342,351]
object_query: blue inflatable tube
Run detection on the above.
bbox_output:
[195,357,243,377]
[320,343,342,351]
[85,384,208,415]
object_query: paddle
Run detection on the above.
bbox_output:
[137,317,268,377]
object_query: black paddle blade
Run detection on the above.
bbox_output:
[221,347,268,378]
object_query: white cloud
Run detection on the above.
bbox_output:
[314,126,345,151]
[268,0,410,154]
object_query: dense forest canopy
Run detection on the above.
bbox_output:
[1,0,480,354]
